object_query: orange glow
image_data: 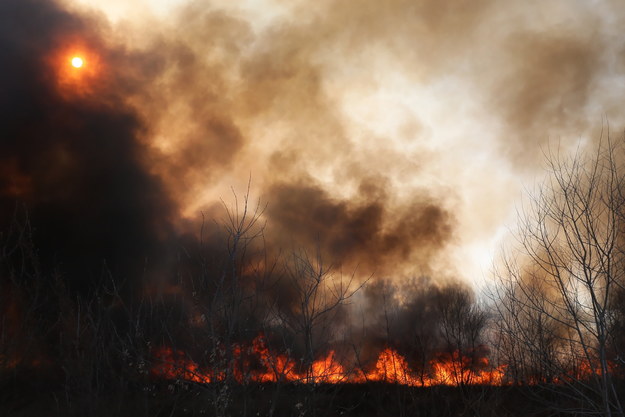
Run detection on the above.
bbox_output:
[311,351,346,383]
[150,340,621,387]
[367,348,420,385]
[152,346,211,383]
[150,335,508,386]
[71,56,84,68]
[46,40,104,98]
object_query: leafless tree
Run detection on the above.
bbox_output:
[271,248,366,417]
[491,134,625,416]
[181,181,270,416]
[277,249,363,383]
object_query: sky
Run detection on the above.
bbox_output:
[4,0,625,292]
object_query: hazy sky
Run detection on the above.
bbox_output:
[56,0,625,289]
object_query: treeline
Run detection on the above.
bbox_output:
[4,138,625,416]
[0,196,495,416]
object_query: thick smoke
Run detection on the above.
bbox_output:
[0,0,459,287]
[3,0,625,338]
[113,0,625,282]
[0,0,177,292]
[109,0,463,279]
[265,181,452,272]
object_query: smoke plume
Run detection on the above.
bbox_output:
[2,0,625,311]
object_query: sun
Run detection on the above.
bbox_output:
[71,56,84,68]
[49,46,102,97]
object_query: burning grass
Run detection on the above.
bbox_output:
[151,334,506,387]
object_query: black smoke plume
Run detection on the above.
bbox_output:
[0,0,177,293]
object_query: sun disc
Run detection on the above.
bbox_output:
[71,57,84,68]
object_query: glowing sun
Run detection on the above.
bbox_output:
[71,56,84,68]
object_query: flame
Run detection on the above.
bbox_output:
[151,346,211,383]
[247,335,299,382]
[429,351,507,386]
[311,350,346,383]
[367,348,420,385]
[151,335,507,387]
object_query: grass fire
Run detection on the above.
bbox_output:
[151,335,507,387]
[3,0,625,416]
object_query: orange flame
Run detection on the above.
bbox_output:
[152,346,211,383]
[151,335,507,387]
[367,348,420,385]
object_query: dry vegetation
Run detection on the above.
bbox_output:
[3,138,625,417]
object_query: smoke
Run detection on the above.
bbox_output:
[264,180,452,273]
[2,0,625,323]
[114,0,465,279]
[0,0,177,292]
[4,3,625,397]
[348,276,486,369]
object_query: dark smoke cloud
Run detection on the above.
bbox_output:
[264,180,453,274]
[0,0,177,292]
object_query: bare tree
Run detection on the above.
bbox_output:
[437,284,488,386]
[491,134,625,416]
[271,248,365,417]
[182,181,269,416]
[277,249,362,383]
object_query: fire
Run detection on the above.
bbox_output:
[151,335,507,387]
[429,351,507,386]
[367,348,420,385]
[151,335,350,385]
[362,348,507,387]
[4,331,600,388]
[152,346,211,383]
[311,351,346,383]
